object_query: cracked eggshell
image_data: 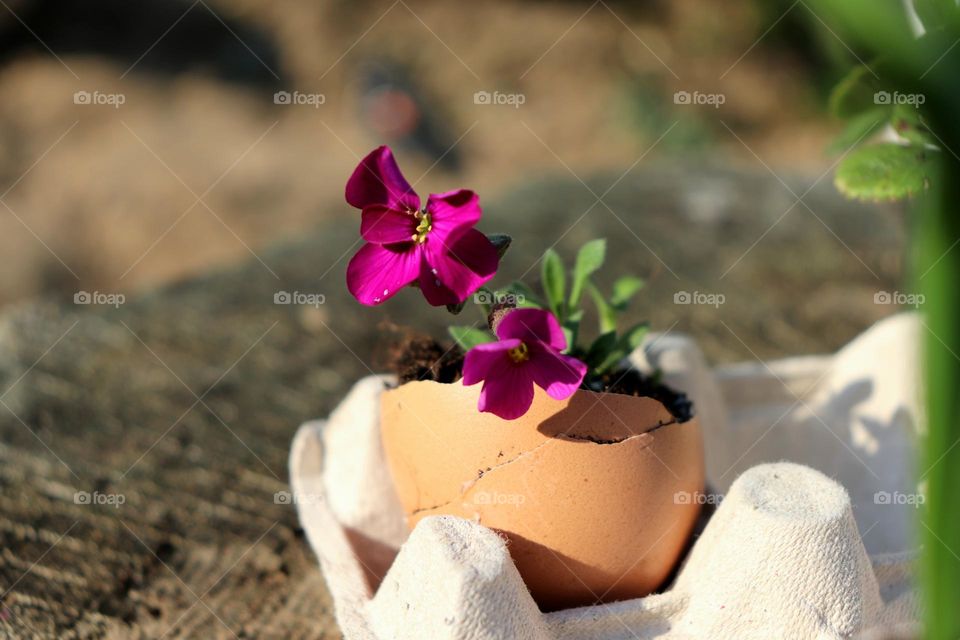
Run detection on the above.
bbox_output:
[380,379,705,611]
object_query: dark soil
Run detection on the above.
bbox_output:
[589,368,694,423]
[391,336,694,423]
[392,336,465,384]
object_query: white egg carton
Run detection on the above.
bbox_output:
[290,314,922,639]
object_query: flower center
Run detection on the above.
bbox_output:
[411,210,432,244]
[507,342,530,364]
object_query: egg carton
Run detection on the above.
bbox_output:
[290,313,922,639]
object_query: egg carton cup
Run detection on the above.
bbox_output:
[290,313,922,639]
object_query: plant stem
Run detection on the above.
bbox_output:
[918,129,960,640]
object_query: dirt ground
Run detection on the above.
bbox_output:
[0,0,842,307]
[0,3,915,637]
[0,161,902,637]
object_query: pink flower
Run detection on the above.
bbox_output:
[345,146,499,306]
[462,308,588,420]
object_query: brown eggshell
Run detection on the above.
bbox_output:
[380,379,704,611]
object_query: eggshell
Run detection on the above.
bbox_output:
[380,379,705,610]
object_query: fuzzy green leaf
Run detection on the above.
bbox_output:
[834,143,935,201]
[610,276,645,310]
[828,64,882,118]
[827,107,890,155]
[568,239,606,308]
[448,326,496,351]
[541,249,566,320]
[891,104,935,146]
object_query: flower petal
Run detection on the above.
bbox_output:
[419,229,499,306]
[527,344,588,400]
[462,339,522,386]
[477,357,536,420]
[495,308,567,350]
[360,206,417,244]
[426,189,481,240]
[346,242,421,305]
[345,146,420,212]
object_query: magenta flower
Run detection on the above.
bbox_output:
[462,308,588,420]
[345,146,499,306]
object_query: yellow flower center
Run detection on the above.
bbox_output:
[411,210,432,244]
[507,342,530,364]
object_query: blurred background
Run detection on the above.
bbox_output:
[0,0,906,360]
[0,1,922,637]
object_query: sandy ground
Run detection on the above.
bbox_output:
[0,0,840,307]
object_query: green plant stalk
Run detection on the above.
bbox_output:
[802,3,960,634]
[905,45,960,639]
[918,146,960,640]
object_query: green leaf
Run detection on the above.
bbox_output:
[828,64,882,118]
[587,324,648,375]
[474,287,495,315]
[913,0,952,31]
[563,309,584,352]
[586,282,617,333]
[620,322,650,351]
[834,143,935,201]
[486,233,512,259]
[585,331,618,369]
[826,107,890,155]
[447,326,496,351]
[568,239,606,308]
[595,349,629,374]
[501,281,545,308]
[891,104,935,146]
[541,249,566,320]
[610,276,645,310]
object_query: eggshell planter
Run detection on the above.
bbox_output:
[380,379,705,611]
